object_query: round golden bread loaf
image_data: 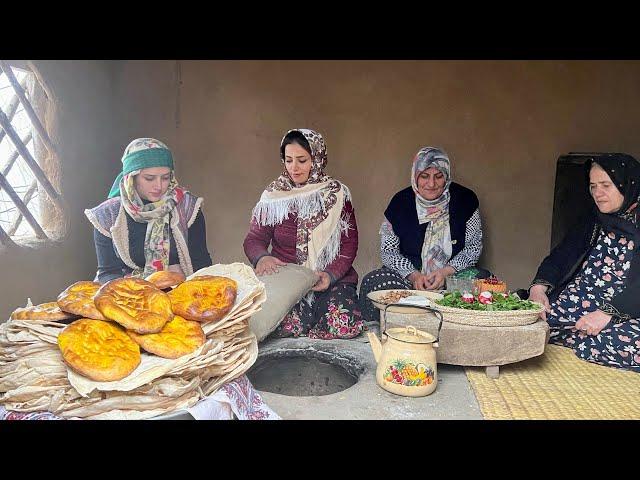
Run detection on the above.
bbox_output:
[127,315,206,359]
[145,270,186,290]
[57,319,140,382]
[11,301,78,321]
[94,277,173,334]
[168,275,238,322]
[57,281,106,320]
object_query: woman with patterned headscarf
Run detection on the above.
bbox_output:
[85,138,212,283]
[530,153,640,372]
[243,129,364,340]
[359,146,484,322]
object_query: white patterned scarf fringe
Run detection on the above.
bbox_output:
[252,184,351,304]
[252,185,351,226]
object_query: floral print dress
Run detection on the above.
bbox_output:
[548,229,640,372]
[272,283,365,340]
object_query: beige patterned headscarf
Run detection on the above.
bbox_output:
[411,146,452,274]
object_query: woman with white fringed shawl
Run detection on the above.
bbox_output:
[243,129,364,340]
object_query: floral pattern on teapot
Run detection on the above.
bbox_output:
[384,360,434,386]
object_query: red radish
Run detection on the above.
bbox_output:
[462,293,475,303]
[478,291,493,305]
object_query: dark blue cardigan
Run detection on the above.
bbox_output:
[384,183,479,272]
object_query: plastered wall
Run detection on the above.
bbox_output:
[111,60,640,288]
[4,60,640,319]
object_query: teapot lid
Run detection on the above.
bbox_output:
[385,325,437,344]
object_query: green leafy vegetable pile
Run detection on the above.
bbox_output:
[436,291,541,311]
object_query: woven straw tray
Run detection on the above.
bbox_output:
[432,302,544,327]
[368,289,544,327]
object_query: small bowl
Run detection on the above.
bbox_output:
[445,277,475,294]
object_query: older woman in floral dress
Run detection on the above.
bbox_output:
[530,153,640,372]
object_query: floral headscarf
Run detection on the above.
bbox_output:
[267,128,330,192]
[252,129,350,272]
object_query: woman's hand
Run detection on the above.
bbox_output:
[528,284,551,320]
[575,310,612,336]
[311,271,331,292]
[424,266,455,290]
[407,271,430,290]
[255,256,287,276]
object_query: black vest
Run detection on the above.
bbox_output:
[384,183,479,271]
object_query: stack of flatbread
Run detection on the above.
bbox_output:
[0,263,265,419]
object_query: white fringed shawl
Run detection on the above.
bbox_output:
[251,180,351,273]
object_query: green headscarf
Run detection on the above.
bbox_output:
[108,138,174,198]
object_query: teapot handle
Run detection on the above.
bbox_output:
[383,303,444,344]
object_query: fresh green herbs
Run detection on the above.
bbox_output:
[436,291,540,311]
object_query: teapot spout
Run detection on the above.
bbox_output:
[367,332,382,363]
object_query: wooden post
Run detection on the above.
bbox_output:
[0,108,64,212]
[0,61,60,160]
[0,171,47,239]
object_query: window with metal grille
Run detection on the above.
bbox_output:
[0,61,64,248]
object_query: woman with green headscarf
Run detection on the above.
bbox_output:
[85,138,212,283]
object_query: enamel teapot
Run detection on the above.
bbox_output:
[367,304,443,397]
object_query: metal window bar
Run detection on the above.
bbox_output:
[0,63,64,245]
[6,184,34,192]
[0,108,63,212]
[0,170,46,239]
[1,132,32,176]
[0,61,59,160]
[0,222,17,247]
[0,75,27,145]
[7,179,37,236]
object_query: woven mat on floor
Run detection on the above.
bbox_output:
[465,344,640,420]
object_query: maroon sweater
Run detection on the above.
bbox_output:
[243,200,359,286]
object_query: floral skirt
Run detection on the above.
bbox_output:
[547,228,640,372]
[272,283,365,340]
[548,312,640,372]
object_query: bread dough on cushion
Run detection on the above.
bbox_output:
[58,319,140,382]
[94,277,173,334]
[11,301,79,321]
[168,275,237,323]
[247,264,318,342]
[145,271,186,290]
[57,281,106,320]
[127,315,205,359]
